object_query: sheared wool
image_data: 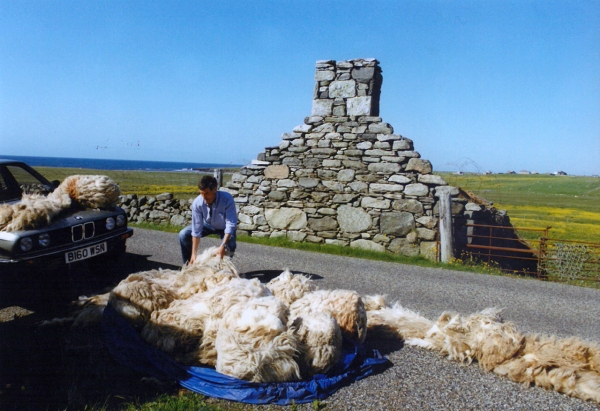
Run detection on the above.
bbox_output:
[266,269,317,306]
[0,174,119,231]
[215,296,300,382]
[289,289,367,343]
[291,311,342,377]
[368,302,600,404]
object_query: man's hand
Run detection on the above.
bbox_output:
[216,244,227,259]
[189,254,197,264]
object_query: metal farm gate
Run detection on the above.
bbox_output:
[461,224,600,285]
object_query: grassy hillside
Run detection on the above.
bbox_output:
[438,173,600,243]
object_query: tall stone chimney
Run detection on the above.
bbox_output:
[312,59,382,118]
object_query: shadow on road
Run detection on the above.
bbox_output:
[0,252,181,411]
[243,269,323,283]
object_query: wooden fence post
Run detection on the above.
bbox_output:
[439,192,454,263]
[214,169,223,189]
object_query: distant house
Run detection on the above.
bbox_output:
[485,170,493,175]
[552,171,568,176]
[454,171,464,175]
[507,171,516,174]
[518,170,531,175]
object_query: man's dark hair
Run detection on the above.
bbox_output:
[198,175,218,191]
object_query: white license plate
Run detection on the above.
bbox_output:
[65,242,107,263]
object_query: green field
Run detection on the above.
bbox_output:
[35,166,229,200]
[438,173,600,244]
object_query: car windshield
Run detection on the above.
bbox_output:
[0,163,54,203]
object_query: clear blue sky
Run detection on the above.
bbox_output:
[1,0,598,175]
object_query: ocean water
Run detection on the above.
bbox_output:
[0,155,241,172]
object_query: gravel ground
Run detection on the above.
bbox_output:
[1,228,599,410]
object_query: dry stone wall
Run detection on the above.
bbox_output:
[222,59,456,259]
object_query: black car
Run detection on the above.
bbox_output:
[0,160,133,274]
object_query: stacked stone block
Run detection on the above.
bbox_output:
[223,59,455,259]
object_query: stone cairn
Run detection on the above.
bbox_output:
[222,58,458,259]
[119,58,530,266]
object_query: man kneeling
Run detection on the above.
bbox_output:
[179,175,237,263]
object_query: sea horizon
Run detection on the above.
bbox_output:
[0,155,242,172]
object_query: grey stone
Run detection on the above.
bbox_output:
[282,157,302,166]
[333,194,358,203]
[312,99,333,116]
[348,181,369,192]
[298,178,320,188]
[265,165,290,179]
[169,214,187,227]
[322,180,344,192]
[287,231,307,242]
[315,70,335,81]
[268,190,287,201]
[317,207,337,215]
[265,207,307,230]
[393,199,424,214]
[329,80,356,98]
[309,216,338,231]
[416,216,437,228]
[361,197,391,209]
[370,183,404,193]
[347,96,372,116]
[404,183,429,196]
[337,169,355,182]
[465,202,482,211]
[317,169,338,179]
[365,149,390,156]
[337,205,372,232]
[350,239,385,252]
[342,160,367,170]
[351,67,375,82]
[368,123,393,134]
[156,193,173,201]
[389,175,412,184]
[418,174,447,185]
[380,212,416,236]
[420,241,438,260]
[322,159,341,167]
[277,179,296,188]
[417,227,436,240]
[368,163,401,174]
[406,158,433,174]
[392,138,413,150]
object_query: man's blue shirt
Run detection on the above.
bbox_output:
[190,190,237,237]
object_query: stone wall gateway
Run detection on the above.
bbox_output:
[222,58,449,258]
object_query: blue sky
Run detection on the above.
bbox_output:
[1,0,598,175]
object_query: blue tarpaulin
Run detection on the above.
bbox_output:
[102,304,391,405]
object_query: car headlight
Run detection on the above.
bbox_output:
[106,217,115,230]
[116,215,126,227]
[38,233,51,247]
[20,237,33,252]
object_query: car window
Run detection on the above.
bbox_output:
[6,165,52,196]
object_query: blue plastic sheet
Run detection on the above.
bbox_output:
[102,304,391,405]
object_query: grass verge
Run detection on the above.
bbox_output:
[130,222,507,277]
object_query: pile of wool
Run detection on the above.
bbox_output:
[366,298,600,404]
[55,248,362,382]
[0,174,121,232]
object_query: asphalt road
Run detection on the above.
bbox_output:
[124,228,600,410]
